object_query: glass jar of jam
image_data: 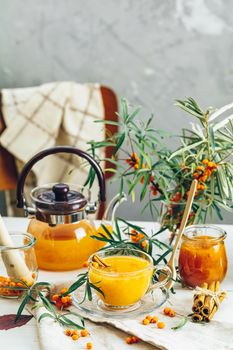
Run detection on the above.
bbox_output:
[178,225,227,288]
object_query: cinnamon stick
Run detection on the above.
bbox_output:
[92,254,111,268]
[192,313,203,322]
[194,282,208,308]
[201,281,216,316]
[207,283,226,322]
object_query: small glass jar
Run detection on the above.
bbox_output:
[178,225,227,288]
[0,232,38,298]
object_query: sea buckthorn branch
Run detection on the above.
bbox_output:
[86,98,233,241]
[62,272,104,305]
[12,280,85,330]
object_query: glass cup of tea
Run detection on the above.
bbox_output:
[0,232,38,298]
[88,247,171,309]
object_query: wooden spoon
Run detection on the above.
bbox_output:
[164,179,198,290]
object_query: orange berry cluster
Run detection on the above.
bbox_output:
[142,315,165,329]
[125,336,139,345]
[52,287,72,309]
[130,229,147,248]
[126,152,140,169]
[65,328,89,340]
[192,159,217,191]
[163,307,176,317]
[0,273,36,297]
[130,229,144,243]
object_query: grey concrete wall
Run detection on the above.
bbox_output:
[1,0,233,222]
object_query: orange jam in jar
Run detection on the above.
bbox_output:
[178,225,227,288]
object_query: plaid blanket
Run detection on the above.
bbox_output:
[0,82,106,214]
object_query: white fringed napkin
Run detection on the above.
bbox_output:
[34,280,233,350]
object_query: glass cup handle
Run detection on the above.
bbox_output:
[150,264,172,291]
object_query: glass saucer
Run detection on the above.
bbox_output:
[72,287,169,318]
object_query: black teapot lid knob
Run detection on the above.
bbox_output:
[52,183,69,202]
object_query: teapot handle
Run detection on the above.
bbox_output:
[16,146,106,208]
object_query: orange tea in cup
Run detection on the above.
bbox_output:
[88,248,171,308]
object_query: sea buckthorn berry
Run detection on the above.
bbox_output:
[32,272,37,279]
[9,282,15,287]
[142,318,150,325]
[202,159,209,165]
[126,337,132,344]
[131,336,139,343]
[65,329,72,336]
[86,342,93,349]
[193,172,199,179]
[151,316,158,323]
[141,240,147,248]
[145,315,153,321]
[60,288,68,294]
[61,296,68,304]
[52,294,59,301]
[134,163,139,170]
[207,161,214,168]
[92,262,99,268]
[168,309,176,317]
[196,166,204,171]
[81,329,89,337]
[17,282,24,287]
[83,261,89,267]
[157,322,166,329]
[72,334,79,341]
[200,175,208,182]
[163,307,171,315]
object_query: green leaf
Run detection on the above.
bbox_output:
[113,132,125,155]
[86,282,92,301]
[15,294,30,322]
[209,125,215,151]
[64,274,88,295]
[114,219,122,240]
[94,120,120,126]
[39,293,57,317]
[140,172,150,201]
[171,316,188,330]
[89,282,105,298]
[121,98,129,121]
[59,315,84,329]
[38,313,55,323]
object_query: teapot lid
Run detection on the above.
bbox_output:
[31,183,88,218]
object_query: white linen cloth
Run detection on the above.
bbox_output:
[35,280,233,350]
[0,82,105,207]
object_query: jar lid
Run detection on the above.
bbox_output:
[31,183,88,215]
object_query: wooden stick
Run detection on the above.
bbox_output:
[164,179,198,290]
[0,215,31,280]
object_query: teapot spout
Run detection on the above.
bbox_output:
[103,193,127,222]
